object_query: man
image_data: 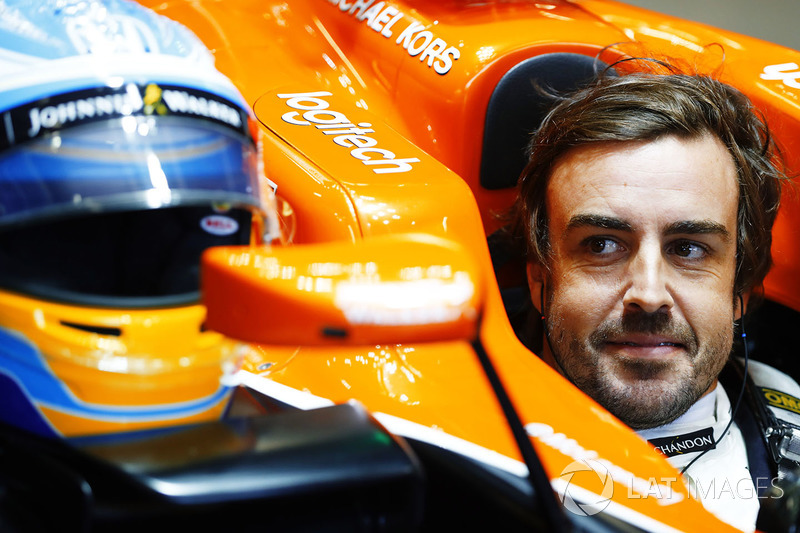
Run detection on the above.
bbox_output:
[509,71,795,531]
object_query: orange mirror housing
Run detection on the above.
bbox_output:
[202,233,484,346]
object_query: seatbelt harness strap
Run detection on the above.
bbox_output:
[734,358,800,478]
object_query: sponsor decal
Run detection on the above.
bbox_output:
[1,83,249,150]
[200,215,239,236]
[526,422,684,506]
[212,202,234,213]
[760,63,800,90]
[762,387,800,416]
[327,0,460,75]
[649,427,715,458]
[158,87,243,130]
[278,91,420,174]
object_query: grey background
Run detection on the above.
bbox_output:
[619,0,800,52]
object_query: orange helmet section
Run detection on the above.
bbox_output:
[0,289,239,437]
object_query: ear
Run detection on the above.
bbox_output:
[526,262,545,314]
[735,291,750,321]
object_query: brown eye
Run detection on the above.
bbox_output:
[671,240,705,259]
[586,237,620,255]
[589,239,607,253]
[675,243,692,257]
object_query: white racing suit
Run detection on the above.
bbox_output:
[638,359,800,532]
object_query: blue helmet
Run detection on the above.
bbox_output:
[0,0,272,306]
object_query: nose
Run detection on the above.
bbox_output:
[622,244,674,314]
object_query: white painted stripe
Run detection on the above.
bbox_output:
[237,369,335,410]
[0,49,47,71]
[238,371,524,474]
[372,411,529,477]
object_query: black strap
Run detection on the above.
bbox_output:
[719,361,777,495]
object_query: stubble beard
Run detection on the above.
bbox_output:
[546,308,733,430]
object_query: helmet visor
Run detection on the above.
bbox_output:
[0,96,264,307]
[0,205,252,307]
[0,113,260,226]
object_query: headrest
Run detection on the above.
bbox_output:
[480,53,611,190]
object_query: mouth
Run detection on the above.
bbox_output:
[614,341,682,347]
[604,336,687,359]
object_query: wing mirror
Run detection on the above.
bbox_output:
[202,232,572,530]
[201,233,484,345]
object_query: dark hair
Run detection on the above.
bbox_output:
[510,70,787,297]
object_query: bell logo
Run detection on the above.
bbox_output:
[558,459,614,516]
[760,63,800,90]
[200,215,239,236]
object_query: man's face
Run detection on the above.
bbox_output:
[528,134,739,429]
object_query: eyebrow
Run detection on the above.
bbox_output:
[565,214,632,234]
[565,214,732,241]
[664,220,732,241]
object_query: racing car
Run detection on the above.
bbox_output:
[3,0,800,531]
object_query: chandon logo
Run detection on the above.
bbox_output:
[278,91,420,174]
[649,427,715,458]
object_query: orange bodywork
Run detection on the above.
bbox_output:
[138,1,800,530]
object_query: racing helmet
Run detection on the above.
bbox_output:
[0,0,278,437]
